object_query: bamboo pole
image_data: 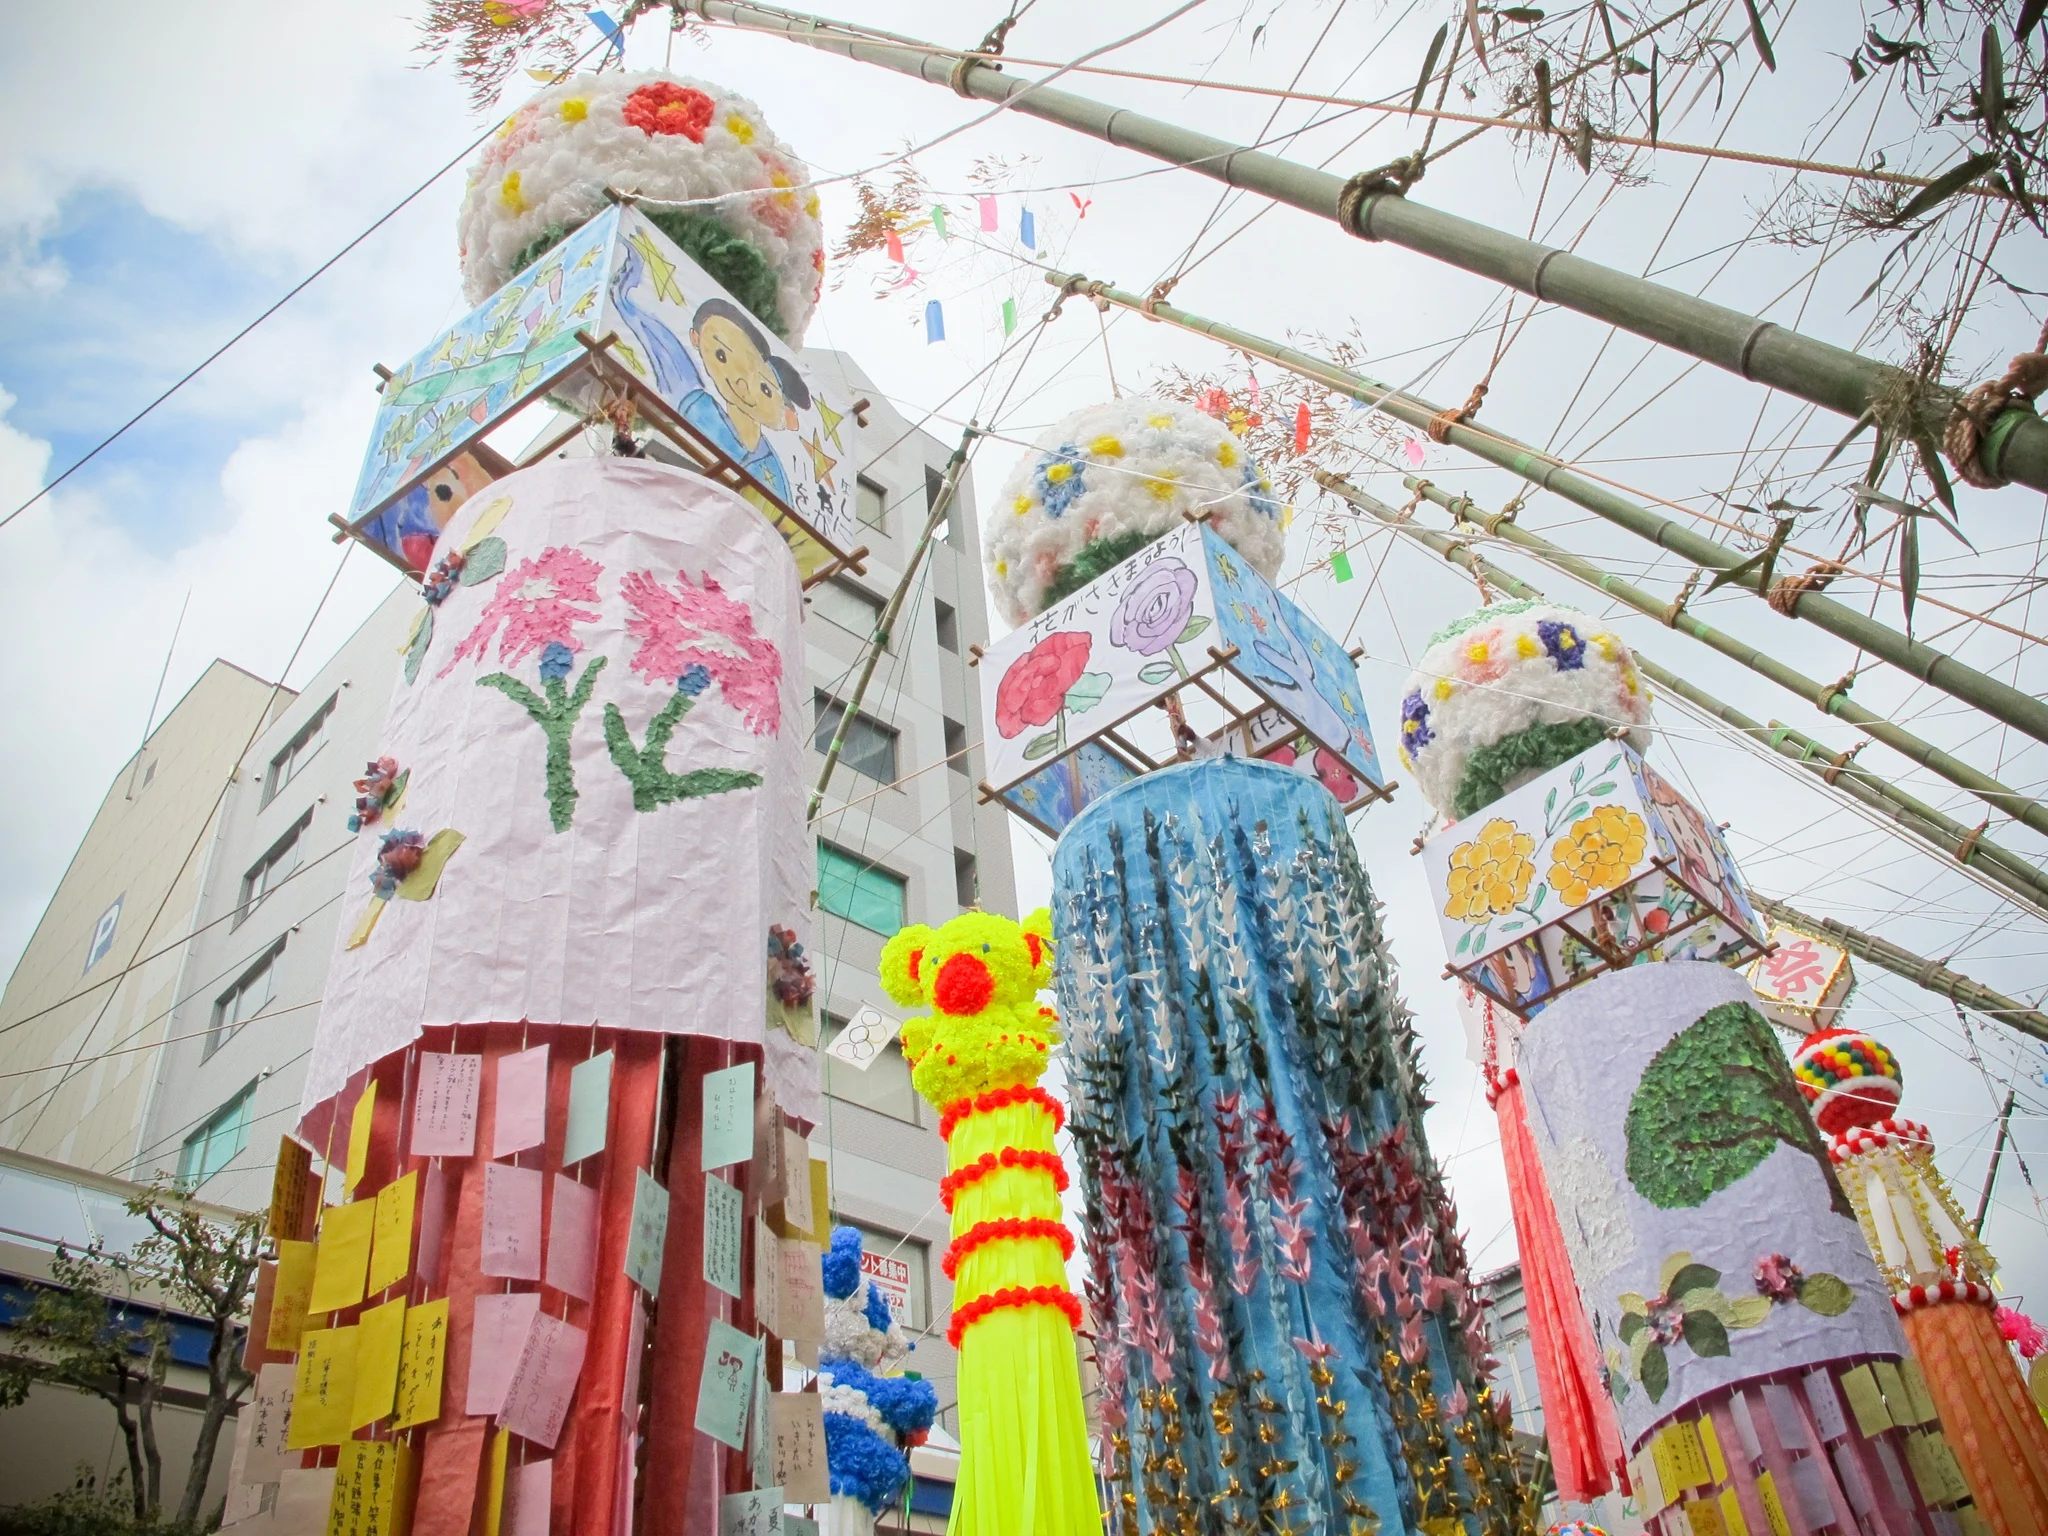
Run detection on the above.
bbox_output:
[1028,269,2048,751]
[1747,894,2048,1048]
[1388,473,2048,839]
[809,424,975,820]
[1326,475,2048,916]
[685,0,2048,497]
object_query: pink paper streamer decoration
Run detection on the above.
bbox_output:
[412,1053,482,1156]
[977,195,997,231]
[500,1313,590,1449]
[494,1044,549,1158]
[509,1458,553,1536]
[483,1162,544,1280]
[466,1292,541,1415]
[547,1174,600,1302]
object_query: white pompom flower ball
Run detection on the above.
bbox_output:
[1399,599,1654,820]
[983,398,1287,627]
[457,70,825,343]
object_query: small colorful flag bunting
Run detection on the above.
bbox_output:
[1331,550,1355,583]
[978,196,998,232]
[1403,437,1428,469]
[584,7,623,57]
[1019,209,1036,250]
[1293,401,1311,454]
[1002,298,1018,336]
[925,301,945,343]
[932,205,948,240]
[885,228,905,263]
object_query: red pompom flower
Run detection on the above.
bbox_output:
[623,82,715,142]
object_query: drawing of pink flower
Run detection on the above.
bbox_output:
[444,546,602,675]
[619,567,783,735]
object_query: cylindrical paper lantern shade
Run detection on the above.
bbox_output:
[875,911,1099,1536]
[1052,758,1528,1535]
[1519,962,1904,1448]
[301,457,818,1139]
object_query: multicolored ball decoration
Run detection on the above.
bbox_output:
[1398,599,1654,821]
[982,398,1286,626]
[1793,1026,1904,1136]
[1544,1522,1610,1536]
[458,71,826,342]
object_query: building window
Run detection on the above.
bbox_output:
[83,896,123,974]
[813,694,899,784]
[954,849,979,909]
[208,943,283,1058]
[943,718,968,776]
[810,578,885,645]
[264,696,336,804]
[237,812,311,926]
[822,1013,920,1123]
[934,599,958,653]
[836,1220,931,1329]
[817,843,907,934]
[856,476,888,532]
[178,1083,256,1189]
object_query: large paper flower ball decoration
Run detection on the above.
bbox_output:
[458,71,825,343]
[1792,1026,1904,1136]
[1399,599,1654,820]
[983,398,1286,626]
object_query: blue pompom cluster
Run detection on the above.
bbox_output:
[823,1411,912,1513]
[825,1357,937,1440]
[822,1226,863,1299]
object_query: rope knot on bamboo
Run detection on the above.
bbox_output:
[1337,154,1427,235]
[1766,559,1846,616]
[1427,381,1487,443]
[1944,320,2048,489]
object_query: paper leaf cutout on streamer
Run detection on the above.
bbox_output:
[461,536,508,585]
[1623,1000,1851,1216]
[395,830,465,901]
[1795,1273,1854,1315]
[404,609,434,686]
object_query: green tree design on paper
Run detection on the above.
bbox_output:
[1624,1000,1852,1218]
[603,666,762,812]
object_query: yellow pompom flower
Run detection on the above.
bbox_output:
[1217,442,1239,468]
[725,113,755,144]
[1548,805,1649,906]
[1147,413,1174,429]
[1013,495,1033,515]
[1516,634,1541,658]
[1144,475,1178,501]
[1442,818,1536,923]
[1089,435,1123,458]
[559,98,589,123]
[498,171,529,214]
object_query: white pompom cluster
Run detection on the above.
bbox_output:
[1398,599,1655,820]
[457,70,824,342]
[982,398,1287,627]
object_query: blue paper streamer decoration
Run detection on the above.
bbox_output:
[1019,209,1036,250]
[925,300,945,344]
[1053,757,1527,1533]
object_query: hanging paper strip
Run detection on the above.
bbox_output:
[978,195,998,231]
[1001,297,1017,336]
[931,204,948,239]
[925,300,945,343]
[884,227,904,263]
[1018,209,1035,249]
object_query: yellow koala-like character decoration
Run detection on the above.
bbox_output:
[877,908,1056,1108]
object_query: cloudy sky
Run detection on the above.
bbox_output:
[6,0,2046,1298]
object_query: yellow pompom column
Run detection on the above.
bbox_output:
[881,910,1101,1536]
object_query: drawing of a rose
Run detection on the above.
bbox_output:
[996,631,1110,761]
[1109,557,1211,684]
[1112,560,1198,655]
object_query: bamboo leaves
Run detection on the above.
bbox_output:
[1413,23,1448,112]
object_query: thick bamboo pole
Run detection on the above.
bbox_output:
[685,0,2048,496]
[1029,269,2048,751]
[1326,475,2048,916]
[1390,473,2048,839]
[1747,894,2048,1047]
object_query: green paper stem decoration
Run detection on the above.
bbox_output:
[479,655,609,832]
[602,683,762,811]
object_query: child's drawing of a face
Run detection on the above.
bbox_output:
[693,312,795,442]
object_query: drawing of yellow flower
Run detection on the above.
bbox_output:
[1549,805,1649,906]
[1443,818,1537,922]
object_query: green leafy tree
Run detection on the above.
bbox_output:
[1624,1000,1852,1217]
[0,1186,263,1529]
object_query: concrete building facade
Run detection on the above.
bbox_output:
[0,350,1011,1459]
